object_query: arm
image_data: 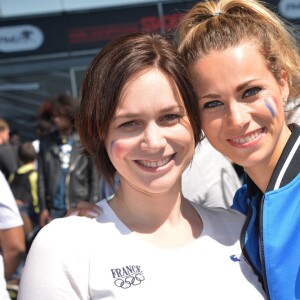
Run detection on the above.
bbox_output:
[0,226,25,280]
[18,218,90,299]
[0,170,25,280]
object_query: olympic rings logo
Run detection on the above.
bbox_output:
[114,273,145,289]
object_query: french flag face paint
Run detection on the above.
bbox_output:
[109,139,124,158]
[110,140,116,155]
[263,97,276,118]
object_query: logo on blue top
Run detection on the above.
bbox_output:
[230,254,241,262]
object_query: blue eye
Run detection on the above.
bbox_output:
[203,100,223,109]
[242,87,262,99]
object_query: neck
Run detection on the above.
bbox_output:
[110,181,184,233]
[109,181,202,249]
[245,165,273,192]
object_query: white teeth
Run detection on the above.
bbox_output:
[231,129,262,144]
[137,155,173,168]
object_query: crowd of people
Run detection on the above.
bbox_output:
[0,93,102,299]
[0,0,299,299]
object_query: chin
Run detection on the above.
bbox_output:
[141,178,180,194]
[238,154,268,170]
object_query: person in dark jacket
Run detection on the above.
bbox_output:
[0,119,18,180]
[38,94,100,227]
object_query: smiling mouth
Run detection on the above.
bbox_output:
[136,154,175,168]
[229,128,264,144]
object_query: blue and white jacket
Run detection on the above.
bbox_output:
[232,124,300,300]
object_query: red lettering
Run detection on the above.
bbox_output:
[140,16,160,32]
[68,23,140,44]
[163,13,185,31]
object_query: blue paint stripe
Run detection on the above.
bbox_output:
[264,99,275,117]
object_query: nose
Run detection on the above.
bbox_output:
[140,122,167,152]
[225,101,250,130]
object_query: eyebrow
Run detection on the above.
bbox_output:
[236,79,258,93]
[198,93,220,100]
[198,79,259,100]
[113,105,185,120]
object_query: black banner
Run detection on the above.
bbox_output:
[0,0,298,60]
[0,2,196,60]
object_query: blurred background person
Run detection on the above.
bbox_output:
[9,130,21,148]
[0,119,18,180]
[182,137,241,208]
[32,99,55,155]
[9,142,39,243]
[38,93,100,227]
[285,97,300,126]
[32,99,56,170]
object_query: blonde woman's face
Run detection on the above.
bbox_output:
[189,42,290,172]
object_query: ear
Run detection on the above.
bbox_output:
[279,70,289,101]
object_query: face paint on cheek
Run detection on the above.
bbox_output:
[109,140,124,158]
[110,140,116,154]
[264,97,276,118]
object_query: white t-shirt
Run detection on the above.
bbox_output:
[0,171,23,300]
[182,139,241,208]
[18,200,265,299]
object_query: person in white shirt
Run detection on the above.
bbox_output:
[0,171,25,300]
[18,33,265,299]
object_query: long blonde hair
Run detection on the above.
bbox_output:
[177,0,300,100]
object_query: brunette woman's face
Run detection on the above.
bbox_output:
[189,42,290,171]
[105,68,194,194]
